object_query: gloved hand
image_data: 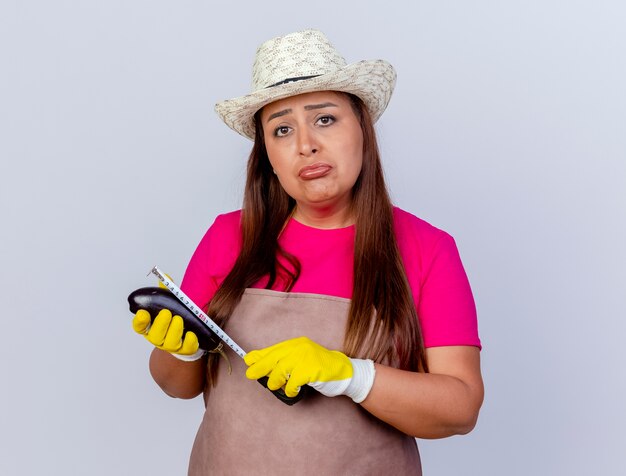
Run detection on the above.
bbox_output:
[244,336,376,403]
[132,308,205,362]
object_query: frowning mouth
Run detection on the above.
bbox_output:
[298,163,332,180]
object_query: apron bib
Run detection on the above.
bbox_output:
[188,289,422,475]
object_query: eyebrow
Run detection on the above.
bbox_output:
[265,102,339,122]
[266,109,292,122]
[304,102,338,111]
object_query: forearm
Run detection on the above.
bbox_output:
[360,347,484,439]
[149,348,206,399]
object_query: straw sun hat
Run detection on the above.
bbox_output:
[214,29,397,140]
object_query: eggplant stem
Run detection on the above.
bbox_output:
[208,342,232,374]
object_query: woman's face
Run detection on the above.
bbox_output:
[261,91,363,223]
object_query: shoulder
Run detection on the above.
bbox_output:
[191,210,242,267]
[392,206,444,234]
[180,210,242,303]
[200,209,242,246]
[211,209,242,234]
[392,207,453,253]
[392,206,464,287]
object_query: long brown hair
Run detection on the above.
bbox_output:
[206,93,428,385]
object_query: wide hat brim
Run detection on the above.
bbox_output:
[214,59,396,141]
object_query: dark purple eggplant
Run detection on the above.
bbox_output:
[128,287,221,351]
[128,286,306,405]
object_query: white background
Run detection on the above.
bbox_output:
[1,1,625,474]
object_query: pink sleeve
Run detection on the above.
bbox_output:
[180,211,242,310]
[417,234,481,349]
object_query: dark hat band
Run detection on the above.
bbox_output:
[267,74,321,88]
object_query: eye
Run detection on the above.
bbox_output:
[274,125,292,137]
[316,115,335,126]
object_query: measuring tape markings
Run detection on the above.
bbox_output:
[150,265,246,358]
[148,265,306,405]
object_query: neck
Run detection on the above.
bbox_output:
[292,202,354,229]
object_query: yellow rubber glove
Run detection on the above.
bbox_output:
[244,336,376,403]
[133,309,204,361]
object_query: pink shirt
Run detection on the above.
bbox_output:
[181,207,480,349]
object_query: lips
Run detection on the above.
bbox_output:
[298,163,332,180]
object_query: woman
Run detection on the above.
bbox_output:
[132,29,483,475]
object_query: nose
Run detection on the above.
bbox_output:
[296,126,318,157]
